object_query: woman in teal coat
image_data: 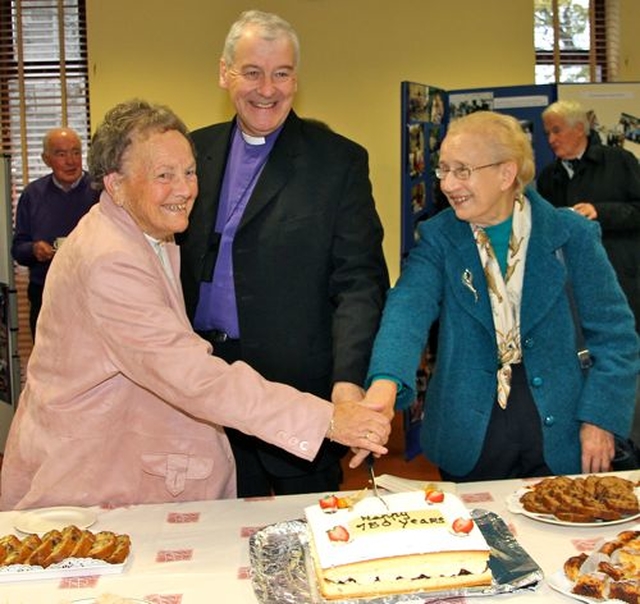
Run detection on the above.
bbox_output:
[366,111,639,481]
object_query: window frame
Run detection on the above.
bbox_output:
[534,0,609,83]
[0,0,91,191]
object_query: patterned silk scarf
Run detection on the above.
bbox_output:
[471,194,532,409]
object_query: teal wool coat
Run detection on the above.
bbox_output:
[367,188,640,476]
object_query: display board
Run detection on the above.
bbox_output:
[400,82,448,258]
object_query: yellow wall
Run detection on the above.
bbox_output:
[86,0,640,280]
[620,0,640,80]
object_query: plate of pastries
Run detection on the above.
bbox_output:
[547,528,640,603]
[507,475,640,526]
[0,524,131,581]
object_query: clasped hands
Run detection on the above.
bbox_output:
[328,380,397,469]
[33,240,56,262]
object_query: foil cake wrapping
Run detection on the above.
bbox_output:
[249,508,543,604]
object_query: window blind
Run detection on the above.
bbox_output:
[605,0,620,81]
[0,0,90,374]
[534,0,619,84]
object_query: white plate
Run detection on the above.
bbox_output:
[547,569,630,604]
[0,557,128,584]
[14,506,97,535]
[506,487,640,527]
[374,473,458,494]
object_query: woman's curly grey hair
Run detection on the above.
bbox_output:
[88,99,194,191]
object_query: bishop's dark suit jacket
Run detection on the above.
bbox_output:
[179,111,390,477]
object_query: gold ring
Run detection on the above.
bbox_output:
[365,431,371,441]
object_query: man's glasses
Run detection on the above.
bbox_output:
[229,68,295,84]
[434,162,503,181]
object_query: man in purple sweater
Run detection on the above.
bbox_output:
[11,127,99,339]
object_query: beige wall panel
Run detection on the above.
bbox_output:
[620,0,640,81]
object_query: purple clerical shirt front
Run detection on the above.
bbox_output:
[193,124,281,338]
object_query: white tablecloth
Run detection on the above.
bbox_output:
[1,471,638,603]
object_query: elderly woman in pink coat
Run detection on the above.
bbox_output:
[0,100,391,510]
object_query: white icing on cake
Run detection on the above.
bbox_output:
[305,490,489,570]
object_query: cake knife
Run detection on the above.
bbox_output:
[366,454,390,510]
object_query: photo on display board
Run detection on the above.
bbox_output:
[411,181,426,214]
[520,119,534,143]
[407,82,430,122]
[401,81,449,256]
[581,107,634,147]
[449,91,494,119]
[407,123,426,179]
[519,119,535,158]
[428,90,445,125]
[620,112,640,145]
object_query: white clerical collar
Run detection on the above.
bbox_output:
[240,131,266,146]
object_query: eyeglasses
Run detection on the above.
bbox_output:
[434,162,503,181]
[228,68,295,84]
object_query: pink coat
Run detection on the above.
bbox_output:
[0,194,332,510]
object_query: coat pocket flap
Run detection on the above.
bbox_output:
[142,453,214,496]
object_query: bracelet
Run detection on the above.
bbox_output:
[327,416,335,442]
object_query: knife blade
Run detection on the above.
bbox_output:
[366,453,389,510]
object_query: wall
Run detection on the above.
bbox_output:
[86,0,534,280]
[619,0,640,81]
[86,0,640,280]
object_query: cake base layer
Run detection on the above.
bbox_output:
[312,550,492,600]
